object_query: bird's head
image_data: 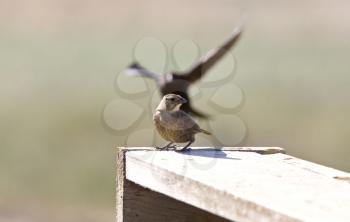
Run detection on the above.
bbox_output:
[158,94,187,112]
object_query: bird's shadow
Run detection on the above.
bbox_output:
[175,148,241,160]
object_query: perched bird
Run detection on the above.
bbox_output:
[126,26,242,119]
[153,94,211,151]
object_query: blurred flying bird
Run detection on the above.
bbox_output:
[153,94,211,151]
[125,26,242,119]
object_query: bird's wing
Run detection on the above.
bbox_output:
[174,26,242,83]
[168,111,200,132]
[125,62,162,82]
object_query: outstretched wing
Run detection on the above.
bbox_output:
[125,62,162,82]
[174,26,242,83]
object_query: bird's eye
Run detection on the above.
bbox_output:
[165,97,176,102]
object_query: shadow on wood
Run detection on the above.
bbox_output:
[117,147,350,222]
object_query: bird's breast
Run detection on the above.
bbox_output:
[154,111,170,123]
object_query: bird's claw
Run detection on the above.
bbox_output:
[167,145,177,150]
[155,144,177,151]
[177,147,191,152]
[155,146,167,150]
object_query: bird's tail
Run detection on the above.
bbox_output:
[200,128,212,135]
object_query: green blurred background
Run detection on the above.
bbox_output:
[1,0,349,221]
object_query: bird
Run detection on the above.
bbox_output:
[125,26,242,119]
[153,94,211,151]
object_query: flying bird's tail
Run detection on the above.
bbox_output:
[199,128,212,135]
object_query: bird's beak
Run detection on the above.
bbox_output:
[180,97,187,104]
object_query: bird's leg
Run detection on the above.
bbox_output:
[156,142,173,150]
[179,140,194,152]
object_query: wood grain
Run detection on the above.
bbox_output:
[124,148,350,222]
[116,148,231,222]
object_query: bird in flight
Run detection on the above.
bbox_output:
[125,26,242,119]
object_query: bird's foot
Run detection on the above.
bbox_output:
[176,140,193,152]
[155,143,176,150]
[161,145,177,151]
[167,144,177,150]
[178,147,191,152]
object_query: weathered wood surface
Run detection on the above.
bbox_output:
[118,178,231,222]
[121,147,350,222]
[116,147,231,222]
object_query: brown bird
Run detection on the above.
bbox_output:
[153,94,211,151]
[126,26,242,119]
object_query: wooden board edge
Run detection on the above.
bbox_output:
[117,147,285,154]
[116,148,126,222]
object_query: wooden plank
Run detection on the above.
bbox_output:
[264,153,350,182]
[116,148,125,222]
[116,148,231,222]
[124,148,350,222]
